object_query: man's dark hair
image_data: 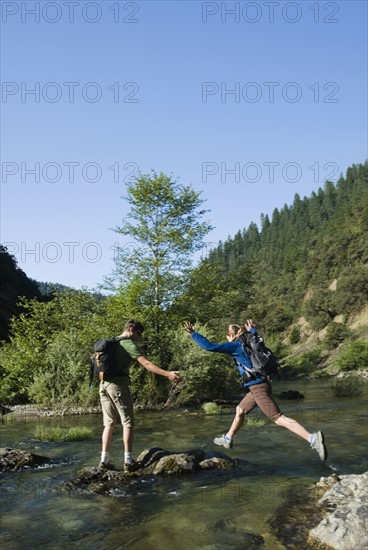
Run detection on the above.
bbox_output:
[124,319,144,334]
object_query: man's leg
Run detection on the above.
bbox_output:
[112,384,135,466]
[102,425,115,452]
[99,382,117,468]
[123,426,133,453]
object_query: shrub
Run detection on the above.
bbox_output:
[287,350,321,375]
[324,322,349,350]
[167,323,240,406]
[28,330,97,408]
[289,326,301,345]
[332,340,368,372]
[331,377,364,397]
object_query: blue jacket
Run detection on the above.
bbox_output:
[190,329,265,387]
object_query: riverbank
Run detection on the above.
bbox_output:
[2,370,367,418]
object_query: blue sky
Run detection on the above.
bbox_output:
[1,0,367,290]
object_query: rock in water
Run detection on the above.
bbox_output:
[0,448,51,471]
[308,471,368,550]
[66,447,237,495]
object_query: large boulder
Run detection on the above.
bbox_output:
[308,472,368,550]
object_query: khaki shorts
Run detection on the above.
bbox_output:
[99,380,134,428]
[238,381,282,422]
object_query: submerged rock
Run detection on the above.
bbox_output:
[308,471,368,550]
[278,390,304,400]
[0,448,51,471]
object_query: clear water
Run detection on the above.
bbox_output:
[1,380,367,550]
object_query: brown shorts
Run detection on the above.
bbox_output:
[238,381,282,422]
[99,380,134,428]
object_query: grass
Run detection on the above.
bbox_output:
[34,425,92,442]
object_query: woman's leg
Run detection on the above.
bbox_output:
[226,391,258,438]
[251,382,311,441]
[274,414,310,441]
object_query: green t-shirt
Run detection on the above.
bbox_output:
[106,338,143,384]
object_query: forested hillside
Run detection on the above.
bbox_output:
[0,246,42,342]
[175,162,368,335]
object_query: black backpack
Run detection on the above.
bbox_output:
[89,336,129,385]
[237,331,280,379]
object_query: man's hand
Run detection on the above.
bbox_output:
[184,321,195,334]
[167,371,181,383]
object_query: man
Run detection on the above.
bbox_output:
[98,319,180,471]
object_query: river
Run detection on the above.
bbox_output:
[1,380,367,549]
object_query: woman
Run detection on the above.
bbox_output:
[184,320,327,461]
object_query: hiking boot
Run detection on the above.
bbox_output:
[98,461,115,470]
[124,460,139,473]
[310,430,327,461]
[213,434,233,449]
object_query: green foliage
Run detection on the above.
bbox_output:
[167,323,240,406]
[324,322,349,350]
[287,350,322,375]
[28,330,96,407]
[334,265,368,313]
[34,425,92,441]
[302,287,336,330]
[262,332,288,358]
[331,340,368,372]
[0,290,107,405]
[331,376,364,397]
[289,326,301,345]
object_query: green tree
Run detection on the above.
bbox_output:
[107,171,213,363]
[302,287,336,330]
